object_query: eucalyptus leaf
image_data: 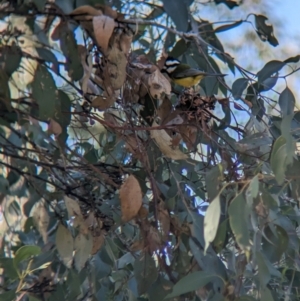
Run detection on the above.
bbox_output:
[278,87,295,117]
[232,78,248,100]
[228,193,250,251]
[165,271,215,299]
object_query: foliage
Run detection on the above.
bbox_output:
[0,0,300,301]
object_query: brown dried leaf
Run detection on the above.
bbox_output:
[158,207,170,240]
[178,122,197,151]
[119,30,133,56]
[147,68,171,99]
[94,4,119,19]
[119,175,143,222]
[91,232,105,255]
[171,135,182,148]
[157,97,172,122]
[71,5,103,20]
[151,120,188,160]
[130,240,144,252]
[71,5,103,39]
[32,201,50,243]
[48,118,62,137]
[156,51,168,70]
[78,45,93,93]
[147,226,161,253]
[93,15,115,54]
[124,135,144,161]
[104,48,127,90]
[91,95,116,110]
[138,206,148,219]
[104,110,120,126]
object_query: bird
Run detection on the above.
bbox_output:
[161,56,226,88]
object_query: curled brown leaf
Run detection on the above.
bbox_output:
[93,15,115,54]
[119,175,143,222]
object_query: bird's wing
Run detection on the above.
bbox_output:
[172,68,208,79]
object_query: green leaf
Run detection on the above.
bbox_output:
[54,90,72,143]
[32,65,58,120]
[56,224,74,268]
[59,27,83,81]
[36,47,59,74]
[232,78,248,100]
[148,276,173,301]
[32,0,46,10]
[0,45,22,77]
[134,252,158,295]
[278,87,295,117]
[0,176,9,194]
[164,31,176,50]
[204,196,221,253]
[8,200,21,216]
[0,70,12,111]
[169,39,190,58]
[257,60,284,84]
[13,245,41,270]
[255,15,278,47]
[284,55,300,64]
[214,20,243,33]
[66,269,81,299]
[218,103,231,130]
[205,165,222,200]
[249,175,259,198]
[261,288,274,301]
[270,136,288,185]
[0,290,16,301]
[228,193,250,251]
[214,0,239,9]
[162,0,190,31]
[258,75,278,92]
[146,6,164,20]
[237,297,257,301]
[0,258,19,279]
[213,219,228,253]
[256,252,271,287]
[262,224,289,263]
[165,271,214,299]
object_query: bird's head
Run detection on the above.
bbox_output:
[162,56,181,75]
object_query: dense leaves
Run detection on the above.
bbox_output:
[0,0,300,301]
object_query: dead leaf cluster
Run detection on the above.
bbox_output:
[155,91,220,152]
[70,5,134,110]
[125,55,171,103]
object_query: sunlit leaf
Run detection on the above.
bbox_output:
[13,245,41,271]
[56,224,74,268]
[204,196,221,253]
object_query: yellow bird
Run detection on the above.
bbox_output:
[162,56,225,88]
